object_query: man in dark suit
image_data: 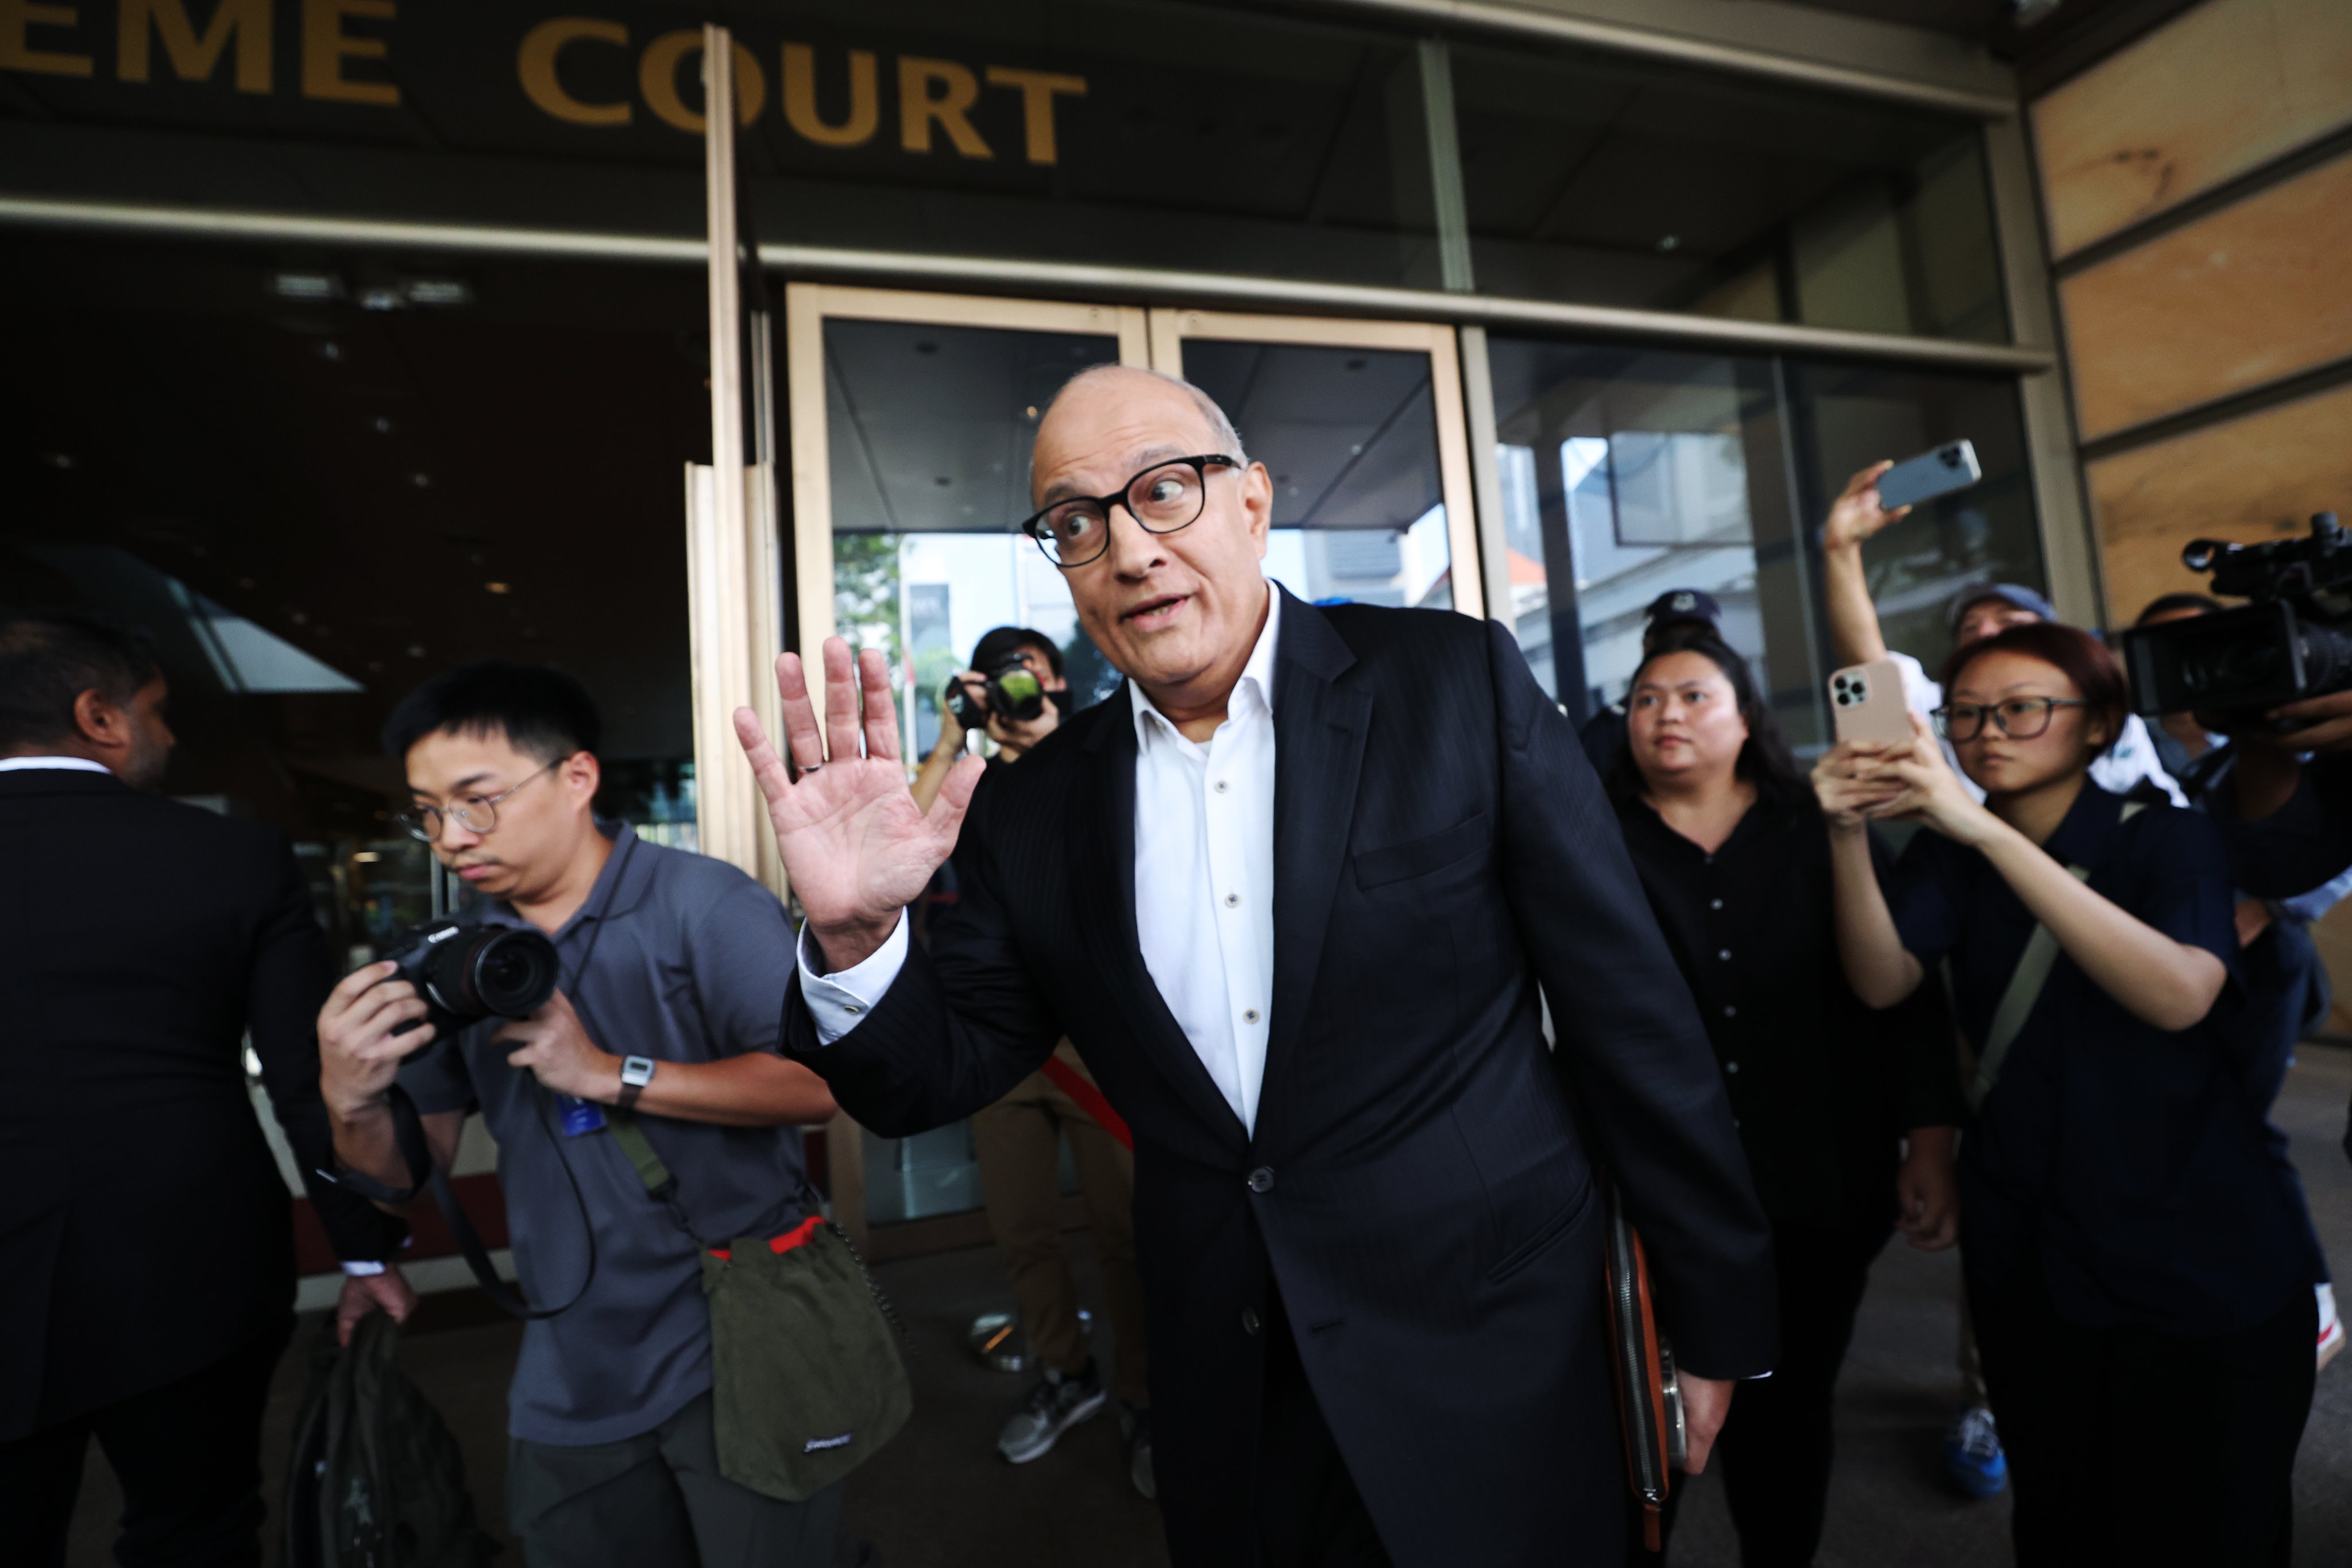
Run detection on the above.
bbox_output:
[733,367,1775,1566]
[0,610,412,1566]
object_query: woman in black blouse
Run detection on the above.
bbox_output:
[1814,621,2316,1565]
[1609,634,1962,1566]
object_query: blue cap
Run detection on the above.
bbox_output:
[1947,582,2055,636]
[1644,589,1721,628]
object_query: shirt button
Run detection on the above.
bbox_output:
[1225,893,1239,907]
[1248,1167,1275,1193]
[1243,1009,1261,1025]
[1710,899,1723,911]
[1723,1005,1736,1018]
[1242,1307,1262,1335]
[1215,779,1229,793]
[1726,1061,1740,1074]
[1717,949,1731,961]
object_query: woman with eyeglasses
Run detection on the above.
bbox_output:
[1814,620,2315,1566]
[1607,631,1962,1567]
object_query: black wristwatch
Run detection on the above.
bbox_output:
[617,1055,656,1111]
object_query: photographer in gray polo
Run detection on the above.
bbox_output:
[319,661,843,1566]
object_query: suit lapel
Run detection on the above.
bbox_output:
[1258,596,1368,1151]
[1075,688,1250,1150]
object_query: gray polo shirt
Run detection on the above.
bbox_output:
[399,822,809,1446]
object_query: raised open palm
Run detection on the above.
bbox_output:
[735,639,983,970]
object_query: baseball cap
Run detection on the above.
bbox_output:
[1643,589,1722,629]
[1946,583,2054,636]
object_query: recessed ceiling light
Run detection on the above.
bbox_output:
[43,452,76,469]
[372,416,393,434]
[403,278,472,307]
[357,285,404,312]
[319,341,343,362]
[411,473,431,488]
[271,271,341,300]
[485,581,511,594]
[407,645,426,658]
[353,851,381,863]
[1658,234,1681,252]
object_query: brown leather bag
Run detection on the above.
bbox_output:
[1601,1175,1687,1552]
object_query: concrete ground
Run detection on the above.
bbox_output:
[69,1048,2352,1566]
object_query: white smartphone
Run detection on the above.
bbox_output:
[1876,440,1982,511]
[1829,658,1915,746]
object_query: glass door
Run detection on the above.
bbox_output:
[1146,310,1485,620]
[783,284,1148,1256]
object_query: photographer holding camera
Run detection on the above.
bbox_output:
[318,661,844,1567]
[910,628,1155,1492]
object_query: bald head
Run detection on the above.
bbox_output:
[1026,362,1275,726]
[1035,365,1244,492]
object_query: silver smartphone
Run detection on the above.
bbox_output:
[1876,440,1982,511]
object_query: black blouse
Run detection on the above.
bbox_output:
[1616,787,1963,1232]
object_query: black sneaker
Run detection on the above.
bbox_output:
[1122,1404,1155,1500]
[997,1360,1107,1463]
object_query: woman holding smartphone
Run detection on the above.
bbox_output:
[1609,633,1962,1566]
[1814,620,2315,1565]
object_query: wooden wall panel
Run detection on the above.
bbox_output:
[2087,381,2352,623]
[2062,152,2352,439]
[2032,0,2352,258]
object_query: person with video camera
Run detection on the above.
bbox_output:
[734,364,1775,1567]
[910,627,1156,1492]
[1608,629,1961,1565]
[1814,620,2316,1566]
[316,661,844,1567]
[0,609,412,1567]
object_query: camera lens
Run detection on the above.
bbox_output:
[464,928,561,1018]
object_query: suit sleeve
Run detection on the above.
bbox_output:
[246,836,407,1263]
[1486,620,1776,1380]
[779,782,1063,1135]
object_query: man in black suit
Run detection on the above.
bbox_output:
[0,611,412,1566]
[733,367,1775,1566]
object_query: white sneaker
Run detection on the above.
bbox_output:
[2318,1284,2342,1373]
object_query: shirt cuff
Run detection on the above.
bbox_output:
[341,1258,387,1277]
[798,914,910,1045]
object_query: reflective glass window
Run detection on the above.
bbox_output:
[1451,43,2007,342]
[1179,340,1455,609]
[1486,338,2045,750]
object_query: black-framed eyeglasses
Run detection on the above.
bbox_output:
[392,757,565,843]
[1017,455,1242,569]
[1932,697,2087,741]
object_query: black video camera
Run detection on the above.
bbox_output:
[2121,512,2352,731]
[943,661,1049,731]
[381,918,561,1041]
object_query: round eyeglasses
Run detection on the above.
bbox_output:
[1018,455,1242,569]
[392,758,563,842]
[1932,697,2087,741]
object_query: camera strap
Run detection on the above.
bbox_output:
[384,833,639,1320]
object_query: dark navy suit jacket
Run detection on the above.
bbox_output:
[0,768,403,1439]
[785,594,1774,1566]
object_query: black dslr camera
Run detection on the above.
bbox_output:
[943,660,1048,730]
[2122,512,2352,731]
[381,918,561,1041]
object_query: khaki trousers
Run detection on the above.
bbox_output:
[971,1043,1150,1408]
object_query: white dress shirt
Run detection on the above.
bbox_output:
[802,582,1284,1134]
[0,755,111,775]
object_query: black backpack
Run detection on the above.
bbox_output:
[284,1312,499,1568]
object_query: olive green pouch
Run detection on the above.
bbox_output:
[612,1112,912,1502]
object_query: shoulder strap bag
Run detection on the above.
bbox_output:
[1965,801,2145,1113]
[605,1113,913,1502]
